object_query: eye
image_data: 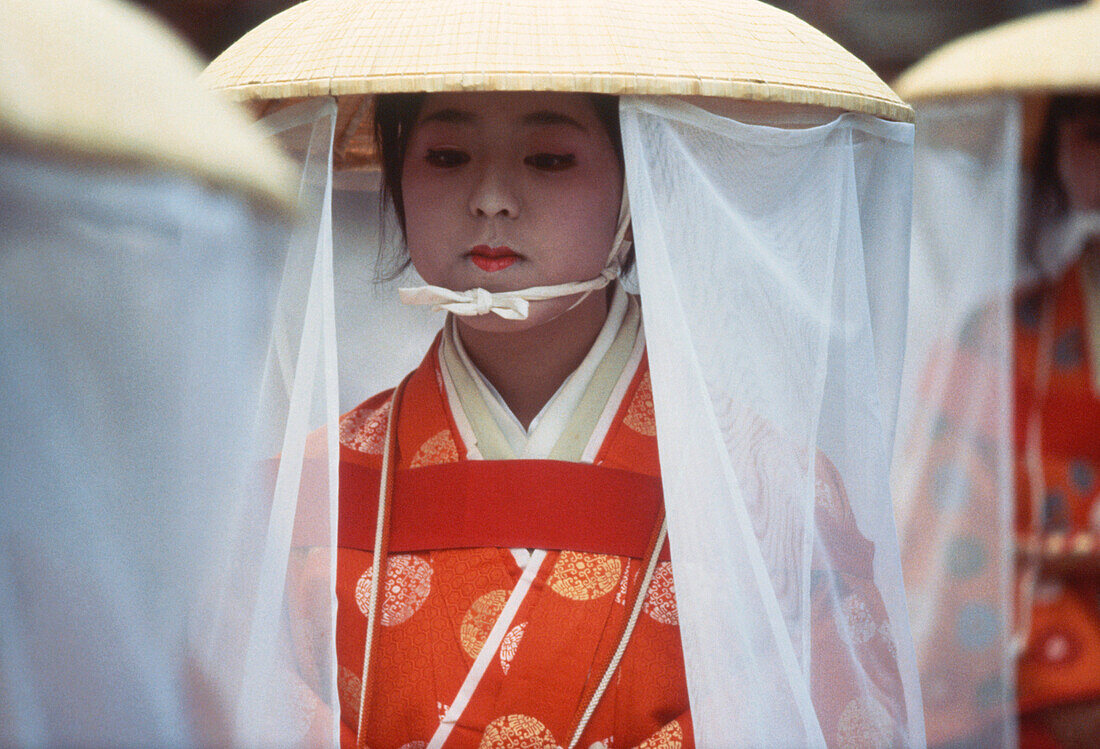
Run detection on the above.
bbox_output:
[425,148,470,168]
[525,153,576,172]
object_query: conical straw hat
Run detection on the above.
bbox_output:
[894,0,1100,102]
[203,0,911,127]
[0,0,296,213]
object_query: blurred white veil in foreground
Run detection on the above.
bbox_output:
[0,0,296,743]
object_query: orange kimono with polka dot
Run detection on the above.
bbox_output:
[289,341,905,748]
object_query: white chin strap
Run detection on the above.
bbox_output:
[398,190,632,320]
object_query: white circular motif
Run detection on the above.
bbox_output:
[337,665,363,718]
[1043,633,1071,662]
[340,399,392,454]
[836,697,894,749]
[500,622,527,675]
[643,562,678,626]
[398,743,428,749]
[614,565,632,605]
[354,554,433,626]
[842,593,876,644]
[815,474,841,518]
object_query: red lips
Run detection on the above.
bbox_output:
[468,245,519,272]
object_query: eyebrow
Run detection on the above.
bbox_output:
[417,108,587,132]
[521,110,588,131]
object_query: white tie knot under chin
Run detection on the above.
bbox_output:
[397,285,530,319]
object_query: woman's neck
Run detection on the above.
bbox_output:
[455,289,612,429]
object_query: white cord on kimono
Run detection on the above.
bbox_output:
[357,382,402,746]
[398,190,632,320]
[567,517,668,749]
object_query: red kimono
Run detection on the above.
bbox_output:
[289,340,903,748]
[1014,262,1100,746]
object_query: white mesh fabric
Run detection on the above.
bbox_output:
[621,97,922,746]
[892,97,1022,747]
[0,147,288,745]
[245,95,923,747]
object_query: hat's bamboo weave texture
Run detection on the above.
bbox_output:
[204,0,911,124]
[895,0,1100,102]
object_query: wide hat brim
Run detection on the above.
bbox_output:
[0,0,296,213]
[894,0,1100,102]
[203,0,911,170]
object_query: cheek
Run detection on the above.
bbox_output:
[545,168,622,261]
[401,168,460,271]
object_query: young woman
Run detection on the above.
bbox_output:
[268,90,910,749]
[204,2,923,746]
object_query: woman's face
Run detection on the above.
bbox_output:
[401,91,623,331]
[1057,104,1100,211]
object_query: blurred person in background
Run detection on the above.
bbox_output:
[892,3,1100,747]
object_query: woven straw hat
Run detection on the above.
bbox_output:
[894,0,1100,102]
[1,0,296,212]
[204,0,911,169]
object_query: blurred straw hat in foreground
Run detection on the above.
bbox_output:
[0,0,295,212]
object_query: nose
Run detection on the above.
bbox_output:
[468,161,520,219]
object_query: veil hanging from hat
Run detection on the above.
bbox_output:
[890,97,1021,748]
[0,137,292,747]
[242,93,924,747]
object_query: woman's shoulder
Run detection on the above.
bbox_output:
[339,388,397,456]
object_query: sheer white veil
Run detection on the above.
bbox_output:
[891,96,1022,748]
[248,92,924,746]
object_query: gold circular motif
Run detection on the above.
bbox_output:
[548,552,622,601]
[836,697,895,749]
[410,429,459,467]
[623,371,657,436]
[638,719,684,749]
[460,589,509,659]
[643,562,679,626]
[478,714,558,749]
[354,554,433,626]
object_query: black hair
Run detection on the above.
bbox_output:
[372,92,626,278]
[1023,95,1100,264]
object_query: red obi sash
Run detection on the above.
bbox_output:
[291,457,669,561]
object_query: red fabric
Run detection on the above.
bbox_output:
[1014,263,1100,721]
[334,460,669,560]
[283,342,905,748]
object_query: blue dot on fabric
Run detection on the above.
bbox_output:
[1016,293,1041,329]
[956,603,1000,652]
[932,413,951,440]
[1069,460,1095,494]
[1041,491,1069,532]
[975,674,1007,710]
[946,536,987,579]
[1054,328,1083,369]
[932,462,971,511]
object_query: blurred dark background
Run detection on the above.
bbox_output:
[134,0,1083,82]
